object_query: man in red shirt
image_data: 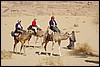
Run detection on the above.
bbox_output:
[31,18,38,35]
[32,18,37,27]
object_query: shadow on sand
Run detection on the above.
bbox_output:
[85,60,99,64]
[25,45,41,48]
[35,51,60,56]
[62,46,68,49]
[9,51,26,56]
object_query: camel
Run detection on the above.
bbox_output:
[27,25,44,48]
[11,30,34,55]
[39,26,69,56]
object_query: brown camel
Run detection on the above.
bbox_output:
[27,25,44,47]
[39,26,69,56]
[11,30,34,55]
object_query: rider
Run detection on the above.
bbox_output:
[15,20,24,34]
[31,18,40,35]
[49,16,60,33]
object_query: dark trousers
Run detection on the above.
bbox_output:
[50,26,60,33]
[15,29,25,34]
[31,28,37,35]
[67,41,74,49]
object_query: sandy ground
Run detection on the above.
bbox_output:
[1,1,99,66]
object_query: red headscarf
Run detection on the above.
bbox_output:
[51,16,55,19]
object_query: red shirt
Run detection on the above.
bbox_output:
[32,20,36,27]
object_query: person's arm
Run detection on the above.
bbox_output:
[21,25,23,29]
[18,24,21,29]
[49,20,55,27]
[54,20,57,26]
[15,23,17,29]
[49,20,52,26]
[18,24,23,30]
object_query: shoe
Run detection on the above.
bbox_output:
[67,47,74,49]
[67,46,71,49]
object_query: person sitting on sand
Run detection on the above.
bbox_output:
[49,16,60,33]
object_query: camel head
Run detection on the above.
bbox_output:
[37,29,44,37]
[64,31,69,39]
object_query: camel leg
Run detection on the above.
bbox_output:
[13,38,19,54]
[28,40,29,47]
[28,36,32,47]
[28,39,30,47]
[40,37,42,43]
[23,41,26,56]
[20,41,25,55]
[58,40,61,56]
[39,41,45,55]
[23,44,26,56]
[34,36,38,48]
[51,41,54,56]
[44,41,48,56]
[20,43,23,55]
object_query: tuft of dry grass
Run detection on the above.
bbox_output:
[75,43,92,54]
[75,30,80,33]
[69,43,99,57]
[1,50,12,59]
[74,23,78,27]
[37,57,63,66]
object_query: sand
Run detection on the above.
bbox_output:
[1,1,99,66]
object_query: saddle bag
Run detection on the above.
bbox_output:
[11,31,20,37]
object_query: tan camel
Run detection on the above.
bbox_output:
[39,26,69,56]
[11,30,34,55]
[27,25,44,47]
[28,29,44,48]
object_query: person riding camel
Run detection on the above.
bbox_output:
[14,20,25,34]
[49,16,60,33]
[31,18,41,35]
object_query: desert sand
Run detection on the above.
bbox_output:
[1,1,99,66]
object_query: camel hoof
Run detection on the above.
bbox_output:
[34,46,35,48]
[20,53,21,55]
[15,52,17,54]
[46,52,48,56]
[13,51,15,53]
[50,53,53,56]
[59,54,62,56]
[38,52,41,55]
[45,53,48,56]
